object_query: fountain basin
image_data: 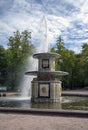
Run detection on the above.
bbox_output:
[0,96,88,111]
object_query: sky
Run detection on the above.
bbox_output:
[0,0,88,53]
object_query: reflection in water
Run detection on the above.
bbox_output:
[0,96,88,111]
[31,102,61,109]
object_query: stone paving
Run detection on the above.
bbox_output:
[0,113,88,130]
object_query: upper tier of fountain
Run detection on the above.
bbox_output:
[25,52,68,77]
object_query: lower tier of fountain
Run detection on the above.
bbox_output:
[25,71,68,102]
[31,79,62,102]
[25,71,68,76]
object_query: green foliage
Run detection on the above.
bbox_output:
[81,44,88,86]
[0,45,8,85]
[4,30,35,91]
[51,36,88,90]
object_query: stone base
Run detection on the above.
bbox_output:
[31,80,62,103]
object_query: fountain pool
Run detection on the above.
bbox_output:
[0,96,88,111]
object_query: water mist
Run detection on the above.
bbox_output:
[38,15,49,52]
[20,56,37,97]
[20,15,48,97]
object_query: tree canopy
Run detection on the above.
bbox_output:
[0,30,35,91]
[51,36,88,89]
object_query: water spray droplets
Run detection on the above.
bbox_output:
[38,15,50,53]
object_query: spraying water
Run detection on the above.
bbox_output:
[20,56,37,97]
[38,15,49,52]
[20,15,48,97]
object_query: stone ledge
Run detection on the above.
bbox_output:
[62,91,88,97]
[0,107,88,118]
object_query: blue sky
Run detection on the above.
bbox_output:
[0,0,88,53]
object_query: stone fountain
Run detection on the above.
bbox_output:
[25,52,68,102]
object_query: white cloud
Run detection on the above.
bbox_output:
[0,0,88,53]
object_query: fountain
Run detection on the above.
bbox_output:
[25,52,68,102]
[0,16,88,113]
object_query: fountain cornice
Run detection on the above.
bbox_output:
[25,70,68,76]
[33,52,61,59]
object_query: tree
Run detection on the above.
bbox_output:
[7,30,35,91]
[51,36,76,89]
[53,36,66,70]
[56,36,65,52]
[73,54,84,88]
[0,45,8,85]
[81,43,88,86]
[51,36,88,89]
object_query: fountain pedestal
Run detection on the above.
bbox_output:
[25,52,68,102]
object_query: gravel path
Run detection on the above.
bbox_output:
[0,113,88,130]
